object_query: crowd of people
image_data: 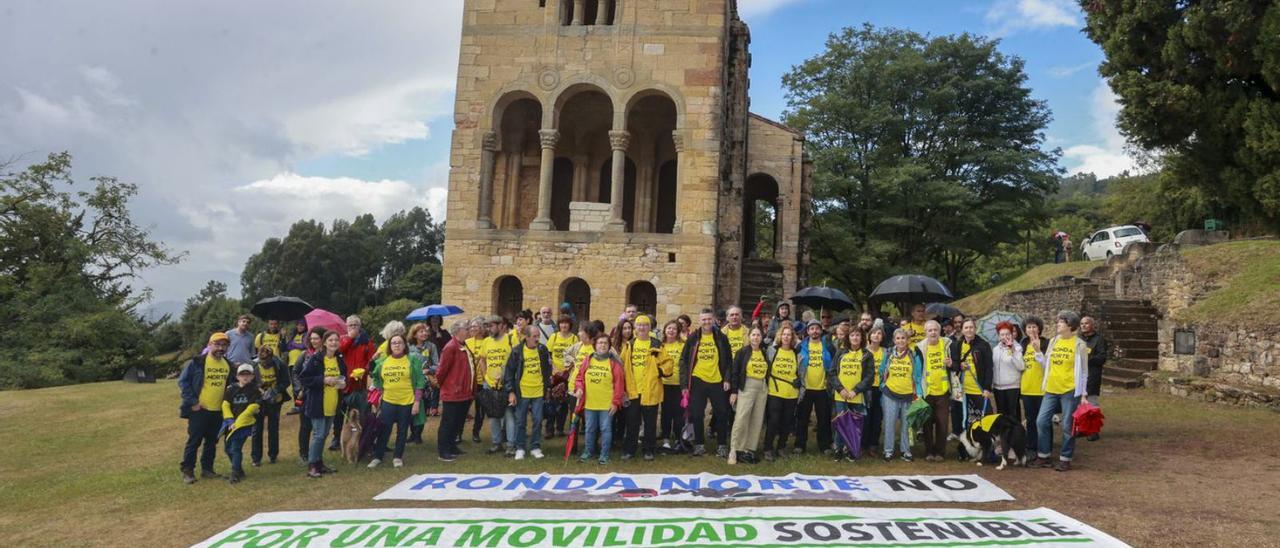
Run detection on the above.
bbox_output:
[176,300,1109,483]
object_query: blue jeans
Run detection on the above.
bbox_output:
[490,407,515,447]
[224,426,253,472]
[880,393,912,457]
[374,402,413,460]
[1037,392,1080,461]
[308,417,332,464]
[832,401,866,453]
[583,409,613,459]
[514,397,545,451]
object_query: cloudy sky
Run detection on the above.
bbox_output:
[0,0,1134,309]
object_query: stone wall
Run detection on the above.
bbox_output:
[997,277,1100,324]
[568,201,610,232]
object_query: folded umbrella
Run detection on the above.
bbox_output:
[832,410,865,458]
[563,397,585,464]
[304,309,346,337]
[406,304,465,322]
[1071,401,1105,438]
[251,296,314,322]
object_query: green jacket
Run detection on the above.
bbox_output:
[369,353,429,396]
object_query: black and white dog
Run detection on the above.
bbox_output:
[958,414,1028,470]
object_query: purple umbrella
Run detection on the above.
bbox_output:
[832,410,865,458]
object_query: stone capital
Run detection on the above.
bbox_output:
[538,129,560,149]
[608,129,631,151]
[482,131,499,152]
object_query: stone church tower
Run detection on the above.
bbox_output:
[441,0,811,321]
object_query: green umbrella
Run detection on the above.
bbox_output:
[906,399,932,445]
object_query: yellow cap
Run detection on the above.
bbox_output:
[208,332,229,344]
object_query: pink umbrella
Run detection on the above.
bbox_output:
[304,308,346,336]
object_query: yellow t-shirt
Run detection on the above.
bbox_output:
[1045,337,1079,395]
[869,347,885,387]
[884,350,915,397]
[662,341,685,386]
[835,349,865,404]
[924,340,949,396]
[287,333,304,369]
[583,357,615,411]
[547,332,579,373]
[198,357,229,411]
[693,339,721,383]
[804,340,827,390]
[908,321,926,347]
[256,332,282,357]
[960,341,982,395]
[1021,340,1045,396]
[570,344,593,389]
[768,348,800,399]
[746,349,768,380]
[506,328,521,348]
[323,356,340,417]
[482,336,512,389]
[722,325,747,357]
[518,346,543,399]
[466,337,485,386]
[379,355,415,406]
[630,338,652,382]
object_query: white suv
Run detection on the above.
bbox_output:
[1080,225,1150,261]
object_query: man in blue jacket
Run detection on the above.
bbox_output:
[177,332,235,484]
[504,325,554,460]
[795,320,835,455]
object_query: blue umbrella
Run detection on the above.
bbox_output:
[406,304,465,321]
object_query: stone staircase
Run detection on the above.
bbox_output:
[1095,284,1161,388]
[740,258,784,307]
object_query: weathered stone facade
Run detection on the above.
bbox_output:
[441,0,811,319]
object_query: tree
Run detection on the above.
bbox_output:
[379,207,444,296]
[1081,0,1280,230]
[177,280,243,354]
[783,25,1060,301]
[0,152,181,388]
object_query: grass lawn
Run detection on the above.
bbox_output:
[1,381,1278,547]
[952,262,1094,317]
[1177,240,1280,324]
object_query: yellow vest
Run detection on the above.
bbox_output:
[884,351,915,397]
[1045,337,1079,395]
[198,357,229,411]
[518,346,543,399]
[923,340,949,397]
[1021,340,1045,396]
[768,349,800,399]
[380,355,415,406]
[835,350,865,404]
[583,357,615,411]
[804,340,827,390]
[961,341,982,395]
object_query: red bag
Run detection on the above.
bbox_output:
[1071,401,1104,437]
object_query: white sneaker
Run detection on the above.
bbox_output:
[531,448,545,459]
[392,458,403,468]
[367,459,381,468]
[662,440,672,450]
[946,433,958,441]
[514,449,526,461]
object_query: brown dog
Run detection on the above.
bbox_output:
[341,409,362,464]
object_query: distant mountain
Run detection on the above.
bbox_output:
[141,300,184,323]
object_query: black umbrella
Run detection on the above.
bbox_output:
[925,302,963,320]
[251,296,314,321]
[789,286,858,311]
[870,275,954,304]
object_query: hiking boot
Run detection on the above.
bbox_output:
[691,444,707,457]
[1033,457,1053,468]
[181,468,197,484]
[514,449,526,461]
[1055,460,1072,472]
[201,469,224,479]
[318,461,337,474]
[438,454,457,463]
[531,448,545,459]
[741,451,757,464]
[367,459,382,468]
[486,444,502,455]
[716,446,729,459]
[393,458,404,468]
[763,450,776,463]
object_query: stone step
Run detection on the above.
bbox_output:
[1115,358,1158,371]
[1108,330,1158,341]
[1117,346,1159,360]
[1105,362,1153,378]
[1103,374,1143,389]
[1100,304,1156,314]
[1111,338,1159,350]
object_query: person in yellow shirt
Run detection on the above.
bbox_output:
[677,308,734,458]
[368,334,428,468]
[915,320,952,462]
[878,328,925,462]
[464,318,487,443]
[479,316,516,455]
[502,326,553,460]
[177,332,235,484]
[544,316,579,440]
[762,325,802,462]
[620,315,673,461]
[1032,310,1089,472]
[794,320,833,455]
[949,318,995,461]
[659,320,686,450]
[829,329,873,462]
[299,330,347,478]
[1019,317,1050,456]
[721,306,749,358]
[861,326,887,456]
[572,334,627,464]
[727,326,770,464]
[250,345,290,467]
[906,303,928,348]
[221,363,263,484]
[254,319,284,360]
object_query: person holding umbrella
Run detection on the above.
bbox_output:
[728,326,770,465]
[794,320,834,456]
[879,329,925,462]
[435,320,474,462]
[916,320,952,462]
[950,318,994,460]
[254,319,285,360]
[678,308,735,458]
[298,330,347,478]
[830,328,874,462]
[573,334,627,464]
[1032,311,1090,472]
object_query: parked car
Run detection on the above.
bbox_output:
[1080,225,1150,261]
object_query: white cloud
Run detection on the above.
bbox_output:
[738,0,807,19]
[1062,82,1142,178]
[985,0,1080,36]
[1047,61,1095,79]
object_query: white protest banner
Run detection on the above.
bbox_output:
[373,473,1013,503]
[196,506,1129,547]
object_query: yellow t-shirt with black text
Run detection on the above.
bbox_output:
[380,355,415,406]
[630,338,652,383]
[835,349,865,404]
[960,341,982,395]
[884,351,915,397]
[722,325,747,358]
[908,321,926,347]
[693,339,721,383]
[768,348,800,399]
[662,341,685,386]
[1045,337,1079,395]
[583,357,615,411]
[256,332,282,358]
[466,337,485,386]
[198,357,230,411]
[924,340,949,396]
[804,340,827,390]
[323,356,340,416]
[518,346,544,399]
[1021,341,1045,396]
[746,349,768,380]
[547,332,579,374]
[482,336,512,389]
[870,347,885,387]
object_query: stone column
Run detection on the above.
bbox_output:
[477,131,498,229]
[595,0,612,25]
[530,129,559,230]
[606,130,630,231]
[671,131,684,234]
[572,0,585,25]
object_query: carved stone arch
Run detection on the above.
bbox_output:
[550,75,622,130]
[621,85,688,131]
[487,87,545,133]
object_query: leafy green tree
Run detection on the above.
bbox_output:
[783,25,1060,301]
[391,262,443,304]
[1081,0,1280,229]
[177,280,244,353]
[0,152,180,388]
[1103,172,1211,243]
[357,298,420,337]
[379,207,444,294]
